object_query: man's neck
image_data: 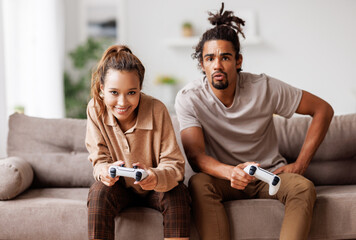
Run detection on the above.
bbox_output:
[210,75,238,108]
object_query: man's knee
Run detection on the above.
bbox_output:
[282,173,316,206]
[188,172,215,194]
[296,177,316,204]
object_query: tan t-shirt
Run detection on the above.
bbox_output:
[175,72,302,172]
[86,93,185,194]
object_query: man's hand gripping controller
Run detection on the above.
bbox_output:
[243,165,281,195]
[108,165,148,182]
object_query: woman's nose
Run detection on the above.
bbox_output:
[117,94,126,106]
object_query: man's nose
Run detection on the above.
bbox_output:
[214,58,223,70]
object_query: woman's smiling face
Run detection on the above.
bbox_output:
[101,69,141,127]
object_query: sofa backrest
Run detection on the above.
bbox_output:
[273,114,356,185]
[7,113,356,188]
[7,113,94,187]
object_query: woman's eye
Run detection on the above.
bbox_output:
[110,91,118,95]
[128,91,136,95]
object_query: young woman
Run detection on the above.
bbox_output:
[85,45,190,240]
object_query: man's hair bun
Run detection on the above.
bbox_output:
[208,2,245,38]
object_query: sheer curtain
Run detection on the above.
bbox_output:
[0,0,7,158]
[2,0,65,118]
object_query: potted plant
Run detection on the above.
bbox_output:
[63,38,107,119]
[155,75,179,107]
[182,21,193,37]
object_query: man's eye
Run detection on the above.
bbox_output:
[128,91,136,95]
[222,56,229,61]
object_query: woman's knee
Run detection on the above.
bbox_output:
[163,182,191,211]
[161,183,191,238]
[87,181,126,212]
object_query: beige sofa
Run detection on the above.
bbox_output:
[0,112,355,240]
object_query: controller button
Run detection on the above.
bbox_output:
[110,168,116,178]
[249,166,257,175]
[272,176,280,186]
[136,172,142,181]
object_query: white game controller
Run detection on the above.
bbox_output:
[243,165,281,195]
[108,165,148,182]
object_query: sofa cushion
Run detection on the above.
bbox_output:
[274,114,356,162]
[0,157,33,200]
[1,186,355,240]
[0,188,89,240]
[0,188,200,240]
[274,114,356,185]
[13,152,95,188]
[7,113,94,187]
[304,158,356,186]
[225,185,356,240]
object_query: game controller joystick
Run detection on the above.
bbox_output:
[109,165,148,182]
[243,165,281,195]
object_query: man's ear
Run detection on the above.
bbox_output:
[200,60,205,71]
[200,61,206,75]
[236,54,243,69]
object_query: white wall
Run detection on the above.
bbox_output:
[0,0,7,158]
[123,0,356,115]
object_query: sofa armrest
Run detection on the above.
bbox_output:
[0,157,34,200]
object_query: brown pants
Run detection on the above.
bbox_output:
[189,172,316,240]
[87,179,191,240]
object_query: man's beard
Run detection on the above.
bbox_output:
[211,71,228,90]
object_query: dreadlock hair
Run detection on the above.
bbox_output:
[192,2,245,74]
[90,45,145,118]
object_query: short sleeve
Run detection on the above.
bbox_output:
[174,89,202,131]
[268,76,302,118]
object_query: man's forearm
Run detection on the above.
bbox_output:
[191,153,233,181]
[296,104,334,173]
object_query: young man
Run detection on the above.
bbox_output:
[175,4,334,240]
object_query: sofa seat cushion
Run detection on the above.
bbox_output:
[0,188,89,240]
[0,188,197,240]
[225,185,356,240]
[1,186,355,240]
[310,185,356,239]
[115,207,201,239]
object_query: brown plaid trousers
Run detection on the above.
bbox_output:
[87,179,191,240]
